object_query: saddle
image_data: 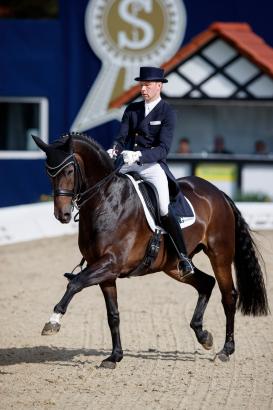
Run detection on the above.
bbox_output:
[123,172,196,232]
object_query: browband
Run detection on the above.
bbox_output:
[46,154,74,177]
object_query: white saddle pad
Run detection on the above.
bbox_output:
[125,174,196,233]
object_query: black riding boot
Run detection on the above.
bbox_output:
[161,211,194,277]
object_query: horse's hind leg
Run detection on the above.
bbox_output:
[166,266,215,350]
[210,259,238,362]
[99,281,123,369]
[188,267,216,349]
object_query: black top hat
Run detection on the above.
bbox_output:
[134,66,168,83]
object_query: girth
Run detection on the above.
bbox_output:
[126,228,162,277]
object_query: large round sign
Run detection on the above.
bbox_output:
[85,0,186,66]
[72,0,187,132]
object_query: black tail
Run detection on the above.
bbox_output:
[224,194,269,316]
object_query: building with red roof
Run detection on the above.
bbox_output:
[110,23,273,199]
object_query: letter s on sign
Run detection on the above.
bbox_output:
[118,0,154,50]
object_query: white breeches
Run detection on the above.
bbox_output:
[120,162,170,216]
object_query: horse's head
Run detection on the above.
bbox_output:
[33,135,78,223]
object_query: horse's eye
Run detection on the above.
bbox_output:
[67,168,74,176]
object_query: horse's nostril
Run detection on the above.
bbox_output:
[56,213,62,221]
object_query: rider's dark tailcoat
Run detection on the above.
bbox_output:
[114,99,193,217]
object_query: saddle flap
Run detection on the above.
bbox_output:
[138,181,161,225]
[126,172,161,225]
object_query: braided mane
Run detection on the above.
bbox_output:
[61,132,114,169]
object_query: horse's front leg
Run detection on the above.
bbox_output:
[41,255,117,336]
[99,281,123,369]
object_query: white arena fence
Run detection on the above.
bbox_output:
[0,201,273,246]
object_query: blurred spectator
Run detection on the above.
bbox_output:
[176,137,191,154]
[211,135,233,154]
[253,139,269,155]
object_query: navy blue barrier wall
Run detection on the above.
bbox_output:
[184,0,273,47]
[0,160,50,207]
[0,0,273,206]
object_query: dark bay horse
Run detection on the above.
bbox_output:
[33,133,269,368]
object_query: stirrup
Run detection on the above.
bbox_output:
[177,256,194,279]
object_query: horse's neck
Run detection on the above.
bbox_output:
[75,141,113,186]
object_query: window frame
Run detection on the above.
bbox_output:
[0,96,48,159]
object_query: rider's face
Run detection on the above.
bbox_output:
[140,81,162,103]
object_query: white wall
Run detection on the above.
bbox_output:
[0,201,272,246]
[0,202,78,245]
[242,165,273,199]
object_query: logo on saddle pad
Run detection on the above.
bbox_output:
[71,0,187,132]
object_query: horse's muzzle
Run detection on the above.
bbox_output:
[54,207,72,224]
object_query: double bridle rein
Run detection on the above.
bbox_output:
[46,153,119,209]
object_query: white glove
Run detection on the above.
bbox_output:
[122,150,142,166]
[107,148,116,159]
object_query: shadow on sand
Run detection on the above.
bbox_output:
[0,346,214,366]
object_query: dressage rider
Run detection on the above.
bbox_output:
[107,66,194,277]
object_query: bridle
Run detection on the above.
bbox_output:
[46,154,84,205]
[46,153,119,209]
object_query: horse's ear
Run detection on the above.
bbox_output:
[32,135,49,153]
[60,134,73,153]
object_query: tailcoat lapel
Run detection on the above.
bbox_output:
[136,101,145,126]
[138,100,164,133]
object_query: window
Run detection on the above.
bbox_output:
[171,100,273,155]
[0,97,48,158]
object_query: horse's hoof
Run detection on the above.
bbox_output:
[201,331,213,350]
[64,272,77,281]
[99,360,116,369]
[41,322,61,336]
[216,351,230,362]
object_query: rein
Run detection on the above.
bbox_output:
[76,168,119,209]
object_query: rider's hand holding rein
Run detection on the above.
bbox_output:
[106,148,142,166]
[107,148,117,159]
[121,150,142,166]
